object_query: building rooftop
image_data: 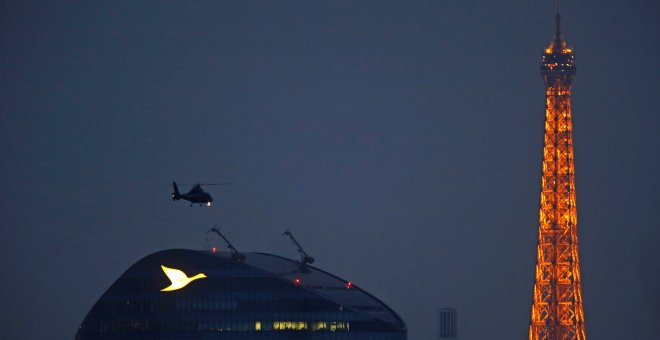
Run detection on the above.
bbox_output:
[204,249,406,329]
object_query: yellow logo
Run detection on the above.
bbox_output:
[160,265,207,291]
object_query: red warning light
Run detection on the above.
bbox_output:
[346,281,352,289]
[211,247,217,253]
[294,278,301,285]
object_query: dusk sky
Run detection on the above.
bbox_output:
[1,1,659,339]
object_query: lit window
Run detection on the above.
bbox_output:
[272,321,308,330]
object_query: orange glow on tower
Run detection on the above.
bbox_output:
[529,12,586,340]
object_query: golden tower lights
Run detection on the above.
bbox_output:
[529,12,586,340]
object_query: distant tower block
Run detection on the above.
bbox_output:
[529,11,586,340]
[438,307,457,339]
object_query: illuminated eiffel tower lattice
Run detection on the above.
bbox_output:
[529,12,586,340]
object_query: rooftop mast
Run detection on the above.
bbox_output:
[207,226,245,261]
[283,229,315,266]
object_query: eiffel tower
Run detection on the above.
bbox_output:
[528,10,586,340]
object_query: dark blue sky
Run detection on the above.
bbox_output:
[1,1,658,339]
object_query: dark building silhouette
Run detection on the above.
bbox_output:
[76,249,406,339]
[438,307,457,338]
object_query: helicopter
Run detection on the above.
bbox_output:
[171,181,232,207]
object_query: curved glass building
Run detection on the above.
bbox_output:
[76,249,406,339]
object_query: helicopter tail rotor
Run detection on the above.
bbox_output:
[171,181,181,201]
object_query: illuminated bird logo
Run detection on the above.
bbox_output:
[160,265,207,291]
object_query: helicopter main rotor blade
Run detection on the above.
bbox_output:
[178,182,234,186]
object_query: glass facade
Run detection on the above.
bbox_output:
[76,249,406,339]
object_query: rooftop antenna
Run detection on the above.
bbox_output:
[283,229,315,266]
[555,0,561,37]
[207,225,245,261]
[552,0,567,50]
